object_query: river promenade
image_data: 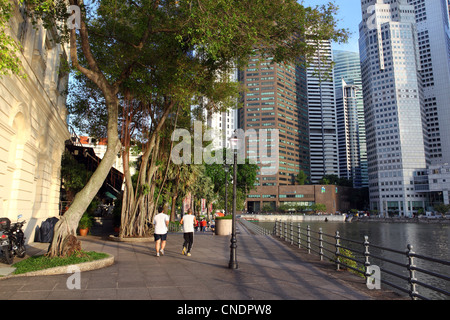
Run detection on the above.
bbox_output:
[0,220,402,301]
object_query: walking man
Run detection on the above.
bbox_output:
[180,208,197,256]
[153,205,169,257]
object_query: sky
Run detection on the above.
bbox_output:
[302,0,363,53]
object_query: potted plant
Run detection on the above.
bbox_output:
[215,214,233,235]
[78,212,93,236]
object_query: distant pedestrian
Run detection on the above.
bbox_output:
[195,218,199,232]
[153,205,169,257]
[180,208,197,256]
[200,219,207,232]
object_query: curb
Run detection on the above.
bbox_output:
[0,253,114,280]
[108,235,154,242]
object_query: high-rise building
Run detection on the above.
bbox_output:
[238,52,310,212]
[333,50,368,188]
[336,80,365,188]
[359,0,429,216]
[407,0,450,164]
[306,40,339,184]
[202,68,239,151]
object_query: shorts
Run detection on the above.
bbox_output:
[154,233,167,241]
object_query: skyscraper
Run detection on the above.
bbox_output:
[202,68,239,151]
[306,40,339,184]
[334,50,368,188]
[407,0,450,164]
[238,52,309,212]
[359,0,429,216]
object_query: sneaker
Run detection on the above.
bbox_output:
[160,249,164,256]
[156,252,160,257]
[186,252,191,257]
[181,247,186,255]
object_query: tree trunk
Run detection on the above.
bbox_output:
[171,194,178,221]
[119,102,174,237]
[48,98,120,256]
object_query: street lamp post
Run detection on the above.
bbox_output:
[224,164,229,216]
[228,136,239,269]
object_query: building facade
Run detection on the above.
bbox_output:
[407,0,450,164]
[202,68,239,151]
[359,0,429,216]
[247,184,352,214]
[336,80,366,188]
[306,40,339,184]
[0,2,70,242]
[238,52,310,212]
[333,50,368,188]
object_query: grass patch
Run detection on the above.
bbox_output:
[12,251,109,275]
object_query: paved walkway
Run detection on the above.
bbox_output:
[0,221,401,300]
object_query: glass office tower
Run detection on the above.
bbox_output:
[359,0,429,216]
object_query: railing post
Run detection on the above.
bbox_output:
[407,244,418,300]
[307,225,311,254]
[290,222,293,245]
[364,235,370,278]
[280,221,283,238]
[319,227,323,261]
[335,231,341,271]
[284,221,288,242]
[276,220,280,237]
[273,220,277,236]
[297,223,301,248]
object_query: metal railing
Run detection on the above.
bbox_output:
[239,219,273,235]
[270,220,449,300]
[168,223,183,233]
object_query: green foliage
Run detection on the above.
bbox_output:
[204,148,258,193]
[336,248,364,278]
[60,151,92,194]
[277,204,294,213]
[78,212,93,229]
[319,174,352,187]
[262,204,274,213]
[433,203,449,216]
[310,203,326,213]
[276,203,310,213]
[296,170,309,185]
[0,0,24,77]
[215,214,233,220]
[12,251,109,275]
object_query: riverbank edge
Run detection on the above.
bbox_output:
[241,214,450,224]
[240,214,345,222]
[355,217,450,224]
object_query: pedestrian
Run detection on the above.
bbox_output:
[200,219,207,232]
[195,218,199,232]
[180,208,197,256]
[153,205,169,257]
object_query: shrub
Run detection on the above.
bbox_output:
[336,248,364,278]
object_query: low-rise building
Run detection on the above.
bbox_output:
[246,184,352,214]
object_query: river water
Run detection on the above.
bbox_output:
[253,220,449,300]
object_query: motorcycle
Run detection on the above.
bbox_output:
[0,215,26,265]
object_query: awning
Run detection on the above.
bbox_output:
[105,192,117,199]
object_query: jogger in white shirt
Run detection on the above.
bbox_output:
[180,208,197,256]
[153,206,169,257]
